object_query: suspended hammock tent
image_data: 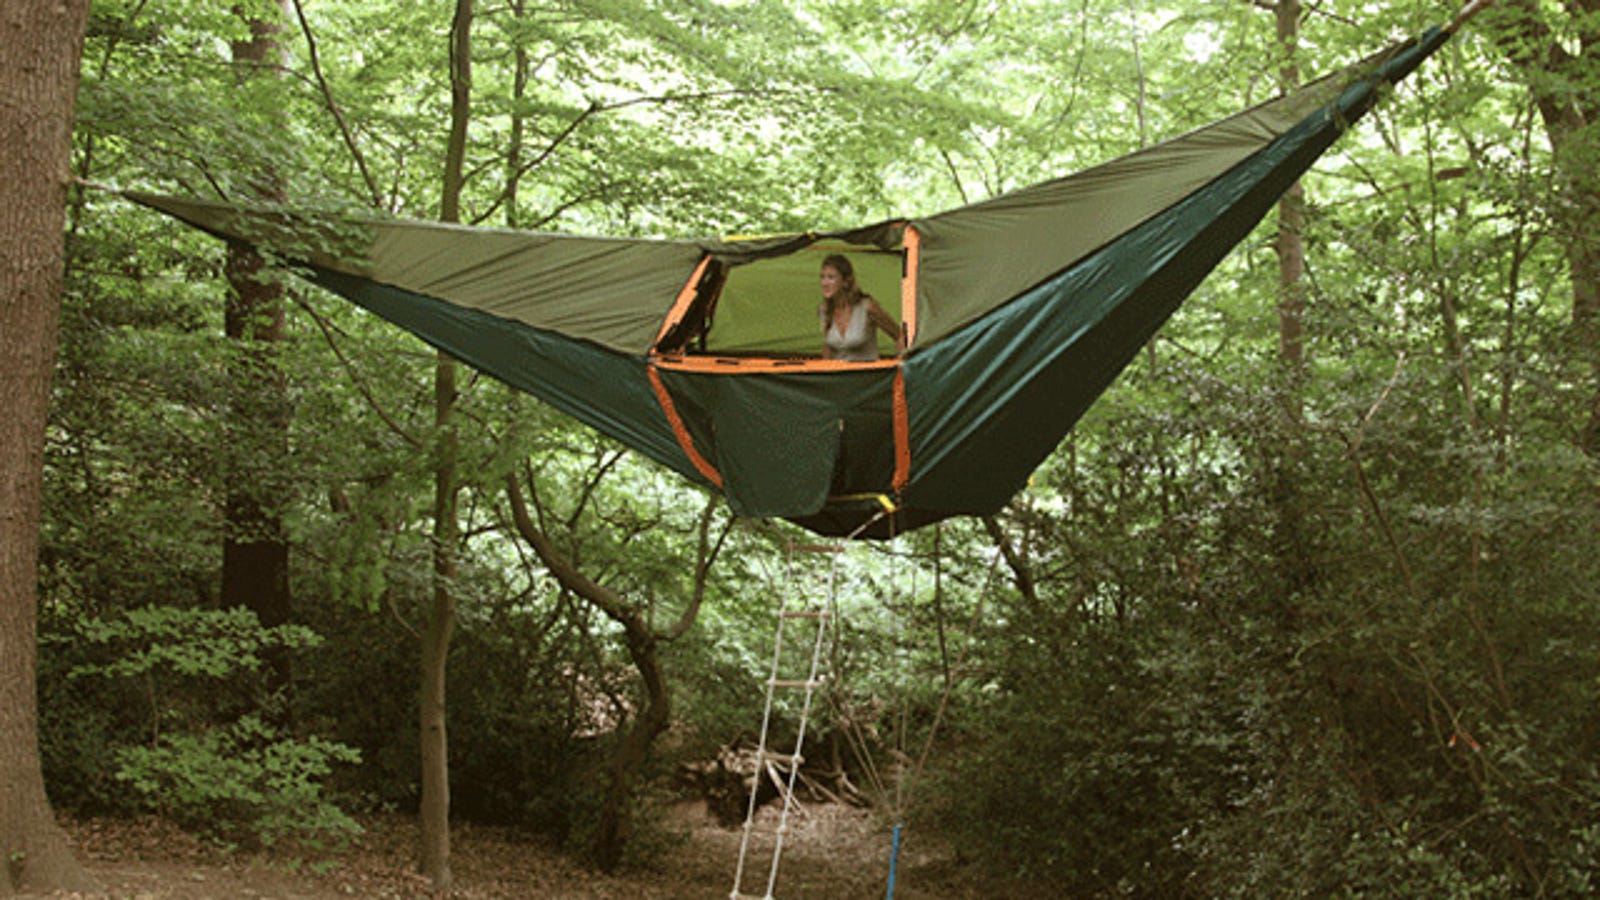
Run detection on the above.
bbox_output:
[130,26,1452,538]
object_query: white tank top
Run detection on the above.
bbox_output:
[821,300,878,362]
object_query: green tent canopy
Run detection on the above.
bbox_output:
[132,25,1454,538]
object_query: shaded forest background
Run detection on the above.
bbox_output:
[19,0,1600,895]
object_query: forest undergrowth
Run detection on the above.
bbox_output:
[32,804,1044,900]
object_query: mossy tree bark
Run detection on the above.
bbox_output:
[0,0,96,895]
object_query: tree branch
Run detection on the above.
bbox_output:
[505,468,640,629]
[467,101,601,224]
[660,496,730,641]
[295,295,422,448]
[566,447,624,532]
[981,514,1040,609]
[385,589,421,640]
[291,0,383,208]
[1339,353,1416,595]
[939,149,970,205]
[472,87,804,225]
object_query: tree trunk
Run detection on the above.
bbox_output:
[1268,0,1314,597]
[505,0,529,229]
[593,631,672,872]
[1553,126,1600,457]
[418,0,472,889]
[419,353,458,890]
[1542,87,1600,459]
[221,0,294,703]
[504,476,725,872]
[1489,0,1600,456]
[0,0,96,894]
[1273,0,1307,410]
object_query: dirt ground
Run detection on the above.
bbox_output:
[26,802,1049,899]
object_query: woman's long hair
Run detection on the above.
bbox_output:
[821,253,864,316]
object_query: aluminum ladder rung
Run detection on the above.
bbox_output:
[766,678,822,689]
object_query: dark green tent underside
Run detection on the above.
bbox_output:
[313,269,705,488]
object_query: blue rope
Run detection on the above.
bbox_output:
[886,822,902,899]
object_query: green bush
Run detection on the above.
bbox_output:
[44,605,362,848]
[114,715,360,849]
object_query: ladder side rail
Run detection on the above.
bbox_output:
[731,548,802,899]
[762,548,843,898]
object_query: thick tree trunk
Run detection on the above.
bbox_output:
[593,633,672,872]
[0,0,96,894]
[221,241,292,696]
[1556,139,1600,457]
[221,1,294,702]
[1489,0,1600,456]
[418,0,472,889]
[1543,103,1600,459]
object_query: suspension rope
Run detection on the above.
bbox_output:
[733,506,1004,899]
[828,520,1007,900]
[909,542,1003,789]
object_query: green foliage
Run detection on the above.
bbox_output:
[288,601,421,814]
[36,0,1600,891]
[67,606,321,682]
[45,607,361,849]
[552,736,686,872]
[113,716,361,850]
[921,205,1600,892]
[37,608,145,814]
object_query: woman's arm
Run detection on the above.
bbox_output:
[866,299,905,353]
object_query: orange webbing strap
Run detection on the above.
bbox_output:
[892,366,911,494]
[645,364,723,489]
[899,226,920,347]
[651,353,898,375]
[654,255,713,347]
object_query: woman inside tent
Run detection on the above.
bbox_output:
[819,253,902,361]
